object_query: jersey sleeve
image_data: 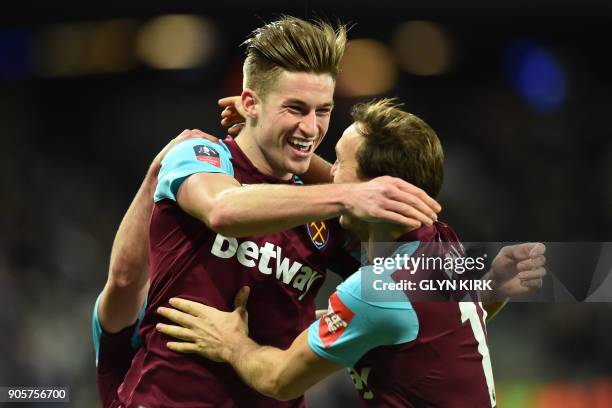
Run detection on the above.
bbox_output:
[92,292,146,366]
[154,138,234,202]
[307,270,419,368]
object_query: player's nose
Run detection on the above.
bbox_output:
[298,110,317,137]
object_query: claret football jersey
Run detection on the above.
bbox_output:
[116,136,358,408]
[308,222,497,408]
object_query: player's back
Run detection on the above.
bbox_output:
[309,222,496,408]
[355,223,495,407]
[116,137,354,408]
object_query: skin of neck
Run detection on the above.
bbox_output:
[366,222,418,262]
[235,124,292,180]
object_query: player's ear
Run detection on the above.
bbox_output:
[241,89,259,119]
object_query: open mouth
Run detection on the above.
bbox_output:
[287,137,314,155]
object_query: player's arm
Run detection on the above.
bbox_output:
[155,288,340,400]
[178,173,439,237]
[156,279,418,400]
[98,130,214,333]
[480,243,546,320]
[221,330,341,401]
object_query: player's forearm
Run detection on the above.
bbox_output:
[300,154,333,184]
[225,338,299,401]
[208,183,350,237]
[479,271,508,321]
[108,163,157,288]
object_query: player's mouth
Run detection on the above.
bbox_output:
[287,137,314,157]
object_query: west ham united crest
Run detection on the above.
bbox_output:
[306,221,329,250]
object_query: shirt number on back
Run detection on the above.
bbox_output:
[459,302,496,407]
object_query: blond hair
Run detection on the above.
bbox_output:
[242,16,347,98]
[352,98,445,198]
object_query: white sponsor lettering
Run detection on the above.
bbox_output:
[211,234,323,300]
[275,246,303,284]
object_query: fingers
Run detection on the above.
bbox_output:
[157,306,200,328]
[228,123,245,136]
[391,178,442,215]
[374,209,422,230]
[529,242,546,257]
[506,242,546,261]
[168,297,211,316]
[382,199,433,227]
[156,323,195,341]
[221,110,245,127]
[174,129,219,144]
[218,96,239,107]
[166,341,200,354]
[380,177,440,223]
[517,255,546,271]
[233,286,250,310]
[518,267,547,281]
[520,277,544,289]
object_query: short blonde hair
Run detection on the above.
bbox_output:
[242,16,347,98]
[352,98,445,198]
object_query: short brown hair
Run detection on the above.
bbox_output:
[243,16,347,98]
[352,98,444,198]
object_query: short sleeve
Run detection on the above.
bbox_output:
[92,292,146,366]
[307,270,419,368]
[154,139,234,202]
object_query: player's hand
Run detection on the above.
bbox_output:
[344,176,441,228]
[156,286,250,362]
[219,96,246,136]
[489,243,547,299]
[151,129,220,173]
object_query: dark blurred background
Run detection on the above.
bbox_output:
[1,1,611,407]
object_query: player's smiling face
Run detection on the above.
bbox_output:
[256,71,334,178]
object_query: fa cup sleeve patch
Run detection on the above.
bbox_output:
[318,292,355,348]
[193,145,221,167]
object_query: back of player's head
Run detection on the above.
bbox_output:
[351,99,444,198]
[242,16,347,99]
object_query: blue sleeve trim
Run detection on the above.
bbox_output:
[91,293,147,366]
[307,277,419,368]
[92,293,103,366]
[154,139,234,202]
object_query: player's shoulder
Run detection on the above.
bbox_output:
[337,266,414,311]
[156,138,235,202]
[164,138,232,165]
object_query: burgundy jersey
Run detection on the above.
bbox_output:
[92,293,146,408]
[308,223,496,407]
[116,137,358,408]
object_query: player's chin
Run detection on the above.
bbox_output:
[286,157,312,175]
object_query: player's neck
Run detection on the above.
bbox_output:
[366,223,417,261]
[235,127,293,180]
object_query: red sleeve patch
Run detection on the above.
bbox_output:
[193,145,221,167]
[318,292,355,348]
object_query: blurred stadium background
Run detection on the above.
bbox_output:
[1,1,611,407]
